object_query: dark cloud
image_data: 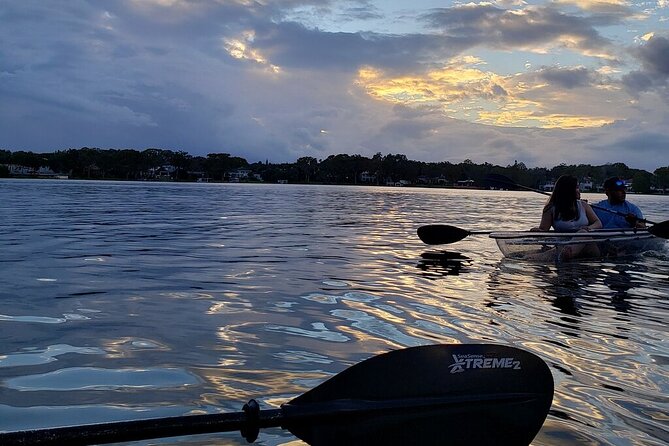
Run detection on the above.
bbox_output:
[538,66,596,89]
[623,35,669,98]
[607,131,669,153]
[422,4,615,59]
[622,71,656,93]
[339,2,383,22]
[251,21,464,71]
[378,119,438,141]
[633,35,669,76]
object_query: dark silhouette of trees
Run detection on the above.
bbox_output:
[296,156,318,183]
[655,167,669,191]
[205,153,248,181]
[0,147,666,193]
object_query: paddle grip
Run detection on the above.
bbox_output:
[241,399,260,442]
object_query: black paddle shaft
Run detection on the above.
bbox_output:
[0,408,282,446]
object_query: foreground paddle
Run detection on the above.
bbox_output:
[486,173,659,225]
[0,344,553,446]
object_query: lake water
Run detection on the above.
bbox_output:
[0,179,667,445]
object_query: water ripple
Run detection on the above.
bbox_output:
[5,367,201,391]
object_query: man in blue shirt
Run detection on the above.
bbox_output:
[594,177,645,228]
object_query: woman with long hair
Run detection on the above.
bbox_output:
[532,174,602,260]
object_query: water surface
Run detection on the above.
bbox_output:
[0,179,667,445]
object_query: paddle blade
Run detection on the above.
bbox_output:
[283,344,553,446]
[648,220,669,239]
[417,224,470,244]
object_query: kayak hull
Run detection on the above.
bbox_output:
[489,231,666,262]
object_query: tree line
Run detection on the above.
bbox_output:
[1,147,668,193]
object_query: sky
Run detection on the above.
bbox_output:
[1,1,668,171]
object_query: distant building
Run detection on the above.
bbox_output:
[541,181,555,192]
[228,168,251,181]
[2,164,68,179]
[579,177,594,191]
[455,179,475,188]
[7,164,34,176]
[148,165,176,180]
[435,175,449,186]
[360,171,377,183]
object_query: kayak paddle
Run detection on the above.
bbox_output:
[417,224,667,245]
[417,224,494,244]
[648,219,669,239]
[0,344,553,446]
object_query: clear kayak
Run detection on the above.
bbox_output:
[489,230,666,262]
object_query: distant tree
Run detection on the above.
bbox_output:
[654,166,669,191]
[296,156,318,182]
[0,149,11,164]
[205,153,248,181]
[381,154,410,183]
[10,151,44,169]
[632,171,652,193]
[601,162,631,180]
[320,154,352,183]
[140,148,169,171]
[170,150,192,180]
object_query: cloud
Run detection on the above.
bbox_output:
[422,3,621,60]
[248,21,467,72]
[634,35,669,75]
[608,131,669,153]
[554,0,638,19]
[537,66,595,89]
[355,59,623,129]
[622,34,669,98]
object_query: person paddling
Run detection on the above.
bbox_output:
[594,177,645,229]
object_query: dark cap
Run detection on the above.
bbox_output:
[603,177,626,191]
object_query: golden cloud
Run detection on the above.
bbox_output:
[356,60,616,129]
[223,32,280,74]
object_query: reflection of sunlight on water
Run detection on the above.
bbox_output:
[0,344,104,368]
[266,323,350,343]
[331,309,423,347]
[5,367,201,391]
[301,293,339,304]
[273,351,332,365]
[208,300,253,314]
[203,368,328,406]
[0,314,68,324]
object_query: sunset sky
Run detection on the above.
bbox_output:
[1,1,668,170]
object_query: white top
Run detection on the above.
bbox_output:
[552,200,588,232]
